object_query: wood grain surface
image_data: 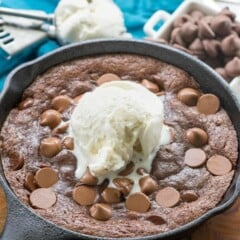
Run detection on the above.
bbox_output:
[0,187,239,239]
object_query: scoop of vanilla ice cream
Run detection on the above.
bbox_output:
[70,81,166,179]
[55,0,131,44]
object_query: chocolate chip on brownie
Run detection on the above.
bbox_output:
[35,167,59,188]
[141,79,160,93]
[197,94,220,114]
[39,137,62,158]
[146,215,165,225]
[18,98,34,110]
[52,95,72,113]
[24,173,37,192]
[113,178,133,196]
[97,73,120,85]
[206,155,232,176]
[186,128,208,147]
[139,176,158,195]
[30,188,57,209]
[177,88,201,106]
[181,190,199,202]
[89,203,112,221]
[156,187,180,208]
[101,187,121,204]
[184,148,207,168]
[80,168,98,186]
[72,186,97,206]
[40,109,62,129]
[125,192,151,213]
[63,137,74,150]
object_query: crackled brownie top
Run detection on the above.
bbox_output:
[0,54,238,238]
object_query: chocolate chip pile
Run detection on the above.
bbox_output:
[17,74,233,223]
[146,7,240,82]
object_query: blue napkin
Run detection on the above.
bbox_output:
[0,0,182,91]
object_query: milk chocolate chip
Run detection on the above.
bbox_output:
[197,94,220,114]
[156,187,180,208]
[225,57,240,78]
[125,192,150,213]
[30,188,57,209]
[40,110,61,129]
[136,167,148,176]
[9,152,24,170]
[89,203,112,221]
[170,28,186,46]
[24,173,37,192]
[40,137,62,158]
[97,73,120,85]
[139,176,158,195]
[202,39,220,58]
[184,148,207,168]
[52,95,72,113]
[52,122,69,134]
[221,35,240,56]
[172,14,193,28]
[189,38,206,59]
[18,98,33,110]
[177,88,201,106]
[63,137,74,150]
[141,79,160,93]
[219,7,236,21]
[35,168,59,188]
[190,10,204,21]
[113,178,133,196]
[198,20,215,39]
[118,161,135,176]
[186,128,208,147]
[80,168,98,185]
[210,15,232,36]
[101,187,121,203]
[180,22,198,43]
[72,186,97,205]
[206,155,232,176]
[181,190,198,202]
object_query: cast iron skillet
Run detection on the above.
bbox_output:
[0,40,240,240]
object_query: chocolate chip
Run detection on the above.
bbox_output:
[206,155,232,176]
[52,95,72,113]
[181,190,198,202]
[63,137,74,150]
[89,203,112,221]
[125,192,151,213]
[184,148,207,168]
[40,109,61,129]
[202,39,220,58]
[118,162,135,176]
[232,22,240,35]
[136,167,148,176]
[177,88,201,106]
[186,128,208,147]
[170,28,186,46]
[190,10,204,21]
[198,20,215,39]
[139,176,158,195]
[39,137,62,158]
[189,38,206,59]
[52,122,69,134]
[156,187,180,208]
[141,79,160,93]
[180,22,198,44]
[30,188,57,209]
[35,167,59,188]
[146,215,165,225]
[73,94,84,104]
[127,211,139,220]
[18,98,33,110]
[97,73,120,85]
[197,94,220,114]
[80,168,98,185]
[9,152,24,170]
[113,178,133,196]
[24,173,37,192]
[225,57,240,78]
[72,186,97,205]
[221,35,240,56]
[210,15,232,36]
[219,7,236,21]
[101,187,121,203]
[172,14,193,28]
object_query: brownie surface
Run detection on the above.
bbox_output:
[0,54,238,238]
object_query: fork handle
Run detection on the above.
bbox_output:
[0,7,54,22]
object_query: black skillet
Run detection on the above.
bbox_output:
[0,40,240,240]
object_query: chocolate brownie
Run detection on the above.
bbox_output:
[0,54,238,238]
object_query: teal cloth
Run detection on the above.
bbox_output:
[0,0,182,91]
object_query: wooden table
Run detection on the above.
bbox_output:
[0,187,239,239]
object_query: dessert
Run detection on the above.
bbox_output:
[0,54,237,238]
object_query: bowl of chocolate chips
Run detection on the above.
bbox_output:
[0,39,240,240]
[144,0,240,84]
